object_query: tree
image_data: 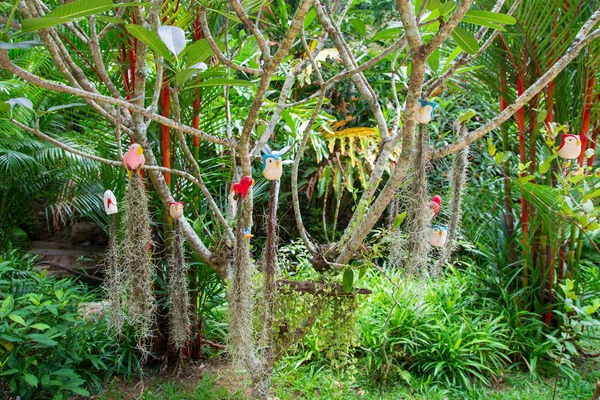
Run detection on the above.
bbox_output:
[1,0,599,397]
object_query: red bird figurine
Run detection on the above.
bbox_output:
[429,195,442,216]
[232,176,254,200]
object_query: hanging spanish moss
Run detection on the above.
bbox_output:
[228,198,257,372]
[404,124,433,277]
[252,180,281,398]
[121,172,155,349]
[104,213,123,333]
[440,126,470,266]
[168,219,191,350]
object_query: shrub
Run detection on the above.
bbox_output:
[0,251,138,399]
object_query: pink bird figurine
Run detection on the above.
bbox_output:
[558,134,582,160]
[429,195,442,216]
[122,143,145,176]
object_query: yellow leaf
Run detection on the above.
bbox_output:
[0,340,14,351]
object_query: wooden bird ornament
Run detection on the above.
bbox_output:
[169,201,184,219]
[261,144,293,181]
[232,176,254,200]
[429,225,448,247]
[415,99,437,124]
[103,190,118,215]
[122,143,145,175]
[558,134,582,159]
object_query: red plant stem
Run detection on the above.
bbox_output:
[160,76,171,185]
[578,61,595,166]
[120,42,131,100]
[192,7,202,152]
[587,119,599,167]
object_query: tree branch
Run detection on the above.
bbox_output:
[0,50,238,149]
[199,9,263,76]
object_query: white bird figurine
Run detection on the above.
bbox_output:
[558,134,582,159]
[429,225,448,247]
[261,144,293,181]
[415,99,437,124]
[103,190,118,215]
[122,143,145,176]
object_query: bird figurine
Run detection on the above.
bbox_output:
[261,144,293,181]
[429,225,448,247]
[103,190,118,215]
[415,99,437,124]
[558,134,582,159]
[428,195,442,216]
[122,143,145,175]
[243,227,254,239]
[232,176,254,200]
[169,201,184,219]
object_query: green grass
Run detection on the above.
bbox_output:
[99,358,600,399]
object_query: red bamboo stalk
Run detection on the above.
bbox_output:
[160,76,171,185]
[587,119,599,167]
[578,65,595,166]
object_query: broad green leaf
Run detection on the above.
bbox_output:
[342,268,354,293]
[0,369,19,376]
[358,264,367,280]
[175,68,206,85]
[438,1,456,16]
[30,323,51,331]
[23,373,38,387]
[303,8,317,29]
[441,47,462,73]
[451,27,479,55]
[184,39,220,66]
[0,41,43,50]
[68,387,91,397]
[157,25,186,57]
[125,24,171,60]
[20,16,72,32]
[394,212,407,229]
[427,0,441,10]
[428,48,440,73]
[52,369,77,377]
[465,10,517,25]
[462,16,506,31]
[189,78,254,88]
[351,18,366,37]
[457,109,476,123]
[8,314,26,326]
[27,333,58,347]
[46,0,113,19]
[95,15,124,24]
[276,0,288,24]
[372,27,403,41]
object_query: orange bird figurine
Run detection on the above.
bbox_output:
[122,143,145,176]
[429,195,442,216]
[232,176,254,200]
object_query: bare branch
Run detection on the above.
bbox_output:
[423,0,519,99]
[199,9,263,76]
[291,91,326,255]
[0,50,238,149]
[396,0,422,52]
[228,0,271,61]
[423,0,474,56]
[431,27,600,159]
[172,85,236,242]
